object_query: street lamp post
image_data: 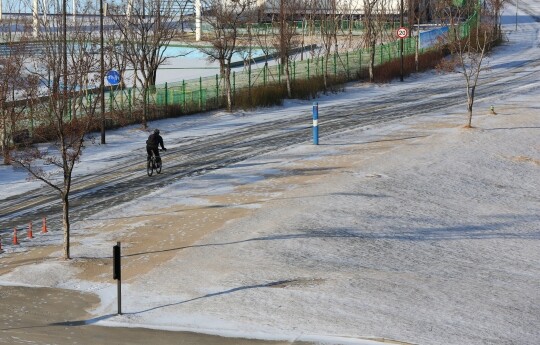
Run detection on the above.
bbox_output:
[400,0,404,82]
[515,0,519,31]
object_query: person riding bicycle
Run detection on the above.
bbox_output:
[146,129,167,163]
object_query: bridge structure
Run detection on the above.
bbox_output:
[0,0,202,40]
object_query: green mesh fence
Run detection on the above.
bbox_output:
[101,34,418,120]
[12,15,478,138]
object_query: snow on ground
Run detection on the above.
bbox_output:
[1,2,540,345]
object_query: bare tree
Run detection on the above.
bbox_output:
[362,0,379,82]
[10,0,102,260]
[270,0,306,97]
[173,0,195,34]
[409,0,428,72]
[103,22,130,90]
[339,0,363,49]
[435,0,497,128]
[0,5,37,164]
[485,0,507,37]
[198,0,257,111]
[315,0,340,89]
[252,18,276,94]
[109,0,182,127]
[361,0,397,81]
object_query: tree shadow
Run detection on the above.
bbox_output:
[322,135,428,146]
[482,126,540,131]
[49,313,117,326]
[0,314,118,331]
[119,213,539,259]
[490,59,534,69]
[125,280,295,315]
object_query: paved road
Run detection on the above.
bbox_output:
[1,45,539,238]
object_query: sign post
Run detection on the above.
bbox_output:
[113,241,122,315]
[397,24,407,82]
[312,102,319,145]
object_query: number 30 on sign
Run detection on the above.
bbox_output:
[397,27,408,38]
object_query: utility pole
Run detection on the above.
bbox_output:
[515,0,519,31]
[400,0,404,82]
[280,0,285,73]
[100,0,106,144]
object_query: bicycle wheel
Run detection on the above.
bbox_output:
[156,159,162,174]
[147,157,153,176]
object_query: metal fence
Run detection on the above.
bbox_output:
[8,13,478,140]
[106,35,420,120]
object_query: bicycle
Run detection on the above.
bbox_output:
[147,151,162,176]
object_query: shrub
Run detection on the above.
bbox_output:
[234,84,286,110]
[371,48,446,83]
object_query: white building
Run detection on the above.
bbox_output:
[256,0,404,17]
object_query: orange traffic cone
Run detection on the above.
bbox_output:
[13,228,19,245]
[28,222,34,239]
[42,217,48,233]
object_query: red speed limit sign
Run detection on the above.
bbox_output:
[397,27,408,38]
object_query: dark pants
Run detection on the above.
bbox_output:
[146,147,160,162]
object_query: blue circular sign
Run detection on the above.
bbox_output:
[106,70,121,85]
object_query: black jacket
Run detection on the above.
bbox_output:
[146,133,165,150]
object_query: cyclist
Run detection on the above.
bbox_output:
[146,129,167,163]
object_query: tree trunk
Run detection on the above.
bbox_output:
[62,192,70,259]
[285,59,292,98]
[415,18,420,72]
[415,35,419,72]
[466,85,475,127]
[224,63,232,111]
[142,82,148,128]
[2,118,9,165]
[348,15,353,48]
[150,69,157,86]
[369,42,376,82]
[323,53,329,91]
[2,145,9,165]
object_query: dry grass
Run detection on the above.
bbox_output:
[374,49,446,83]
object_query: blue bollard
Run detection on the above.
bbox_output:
[313,102,319,145]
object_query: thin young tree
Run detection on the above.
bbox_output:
[410,0,428,72]
[10,0,103,260]
[0,3,37,164]
[316,0,340,90]
[109,0,182,128]
[485,0,507,37]
[252,18,276,95]
[362,0,379,82]
[333,0,365,80]
[435,0,497,128]
[362,0,396,81]
[198,0,257,111]
[271,0,306,98]
[102,13,131,91]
